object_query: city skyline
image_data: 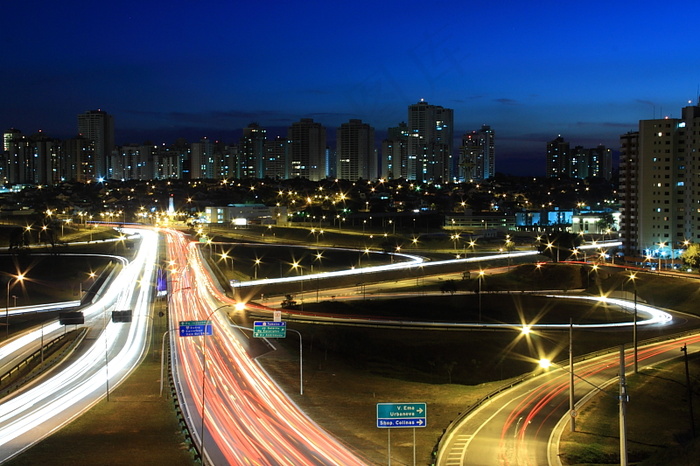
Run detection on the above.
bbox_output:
[3,1,700,175]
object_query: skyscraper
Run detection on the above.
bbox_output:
[336,119,375,180]
[459,124,495,181]
[287,118,326,181]
[407,100,453,181]
[619,102,700,258]
[77,109,114,180]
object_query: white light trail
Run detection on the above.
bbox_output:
[0,228,158,461]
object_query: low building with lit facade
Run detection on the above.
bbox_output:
[204,204,288,226]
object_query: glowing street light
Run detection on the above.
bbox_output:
[5,273,25,339]
[538,347,628,463]
[451,233,460,252]
[253,258,261,280]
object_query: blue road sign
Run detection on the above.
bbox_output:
[253,321,287,338]
[376,402,427,428]
[179,320,213,337]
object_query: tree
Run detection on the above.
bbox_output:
[681,244,700,270]
[596,212,615,232]
[281,294,299,309]
[440,279,458,295]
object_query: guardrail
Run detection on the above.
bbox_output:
[167,330,202,463]
[0,328,88,398]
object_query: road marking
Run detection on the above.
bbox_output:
[444,434,471,465]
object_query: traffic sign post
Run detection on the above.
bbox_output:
[376,402,427,428]
[377,402,426,466]
[179,320,213,337]
[253,321,287,338]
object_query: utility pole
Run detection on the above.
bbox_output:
[619,346,628,466]
[681,344,696,437]
[569,318,575,432]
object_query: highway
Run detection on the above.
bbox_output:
[134,234,688,466]
[436,333,700,466]
[0,228,158,463]
[0,231,679,465]
[163,228,366,465]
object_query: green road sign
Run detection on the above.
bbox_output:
[253,321,286,338]
[376,402,427,428]
[179,320,212,337]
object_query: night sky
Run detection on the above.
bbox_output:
[3,1,700,176]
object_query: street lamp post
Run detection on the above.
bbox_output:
[619,346,629,466]
[200,303,243,458]
[628,273,638,373]
[254,259,261,280]
[5,274,24,339]
[680,344,696,438]
[451,234,459,253]
[538,345,628,464]
[569,318,575,432]
[477,270,484,322]
[658,242,666,271]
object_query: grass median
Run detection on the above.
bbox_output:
[4,352,195,466]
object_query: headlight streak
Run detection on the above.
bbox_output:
[244,293,672,332]
[232,243,625,292]
[492,333,700,465]
[0,229,158,461]
[164,228,365,465]
[538,294,673,328]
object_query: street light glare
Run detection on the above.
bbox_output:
[538,358,552,369]
[521,326,532,335]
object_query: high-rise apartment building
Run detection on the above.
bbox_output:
[619,131,639,255]
[546,136,569,178]
[287,118,326,181]
[188,137,213,180]
[111,144,155,180]
[240,123,267,178]
[381,122,408,179]
[619,102,700,258]
[459,124,495,181]
[336,119,375,180]
[188,138,232,180]
[77,110,114,180]
[264,136,288,179]
[569,145,613,180]
[63,135,95,182]
[3,128,21,152]
[2,128,22,184]
[3,130,61,185]
[156,140,189,179]
[407,100,453,181]
[547,136,613,180]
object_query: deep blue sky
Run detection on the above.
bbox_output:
[3,1,700,176]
